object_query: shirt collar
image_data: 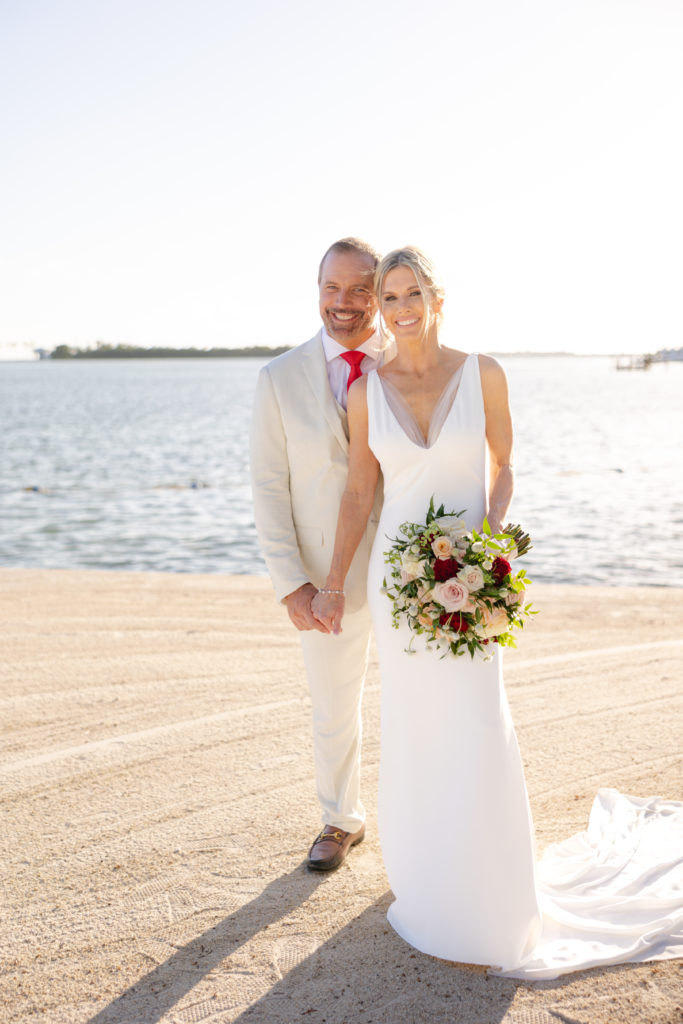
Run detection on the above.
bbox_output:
[321,326,382,363]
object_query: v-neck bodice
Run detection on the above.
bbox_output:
[366,352,487,537]
[376,357,468,449]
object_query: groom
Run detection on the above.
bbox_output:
[250,237,388,870]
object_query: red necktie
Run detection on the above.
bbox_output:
[340,350,365,392]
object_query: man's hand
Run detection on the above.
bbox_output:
[284,583,330,633]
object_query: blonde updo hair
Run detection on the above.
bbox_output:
[374,246,445,342]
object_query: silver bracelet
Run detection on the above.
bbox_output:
[318,588,345,595]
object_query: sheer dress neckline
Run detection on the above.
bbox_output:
[376,354,472,449]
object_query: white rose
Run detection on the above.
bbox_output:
[505,587,526,607]
[457,564,485,592]
[400,552,425,581]
[433,515,468,539]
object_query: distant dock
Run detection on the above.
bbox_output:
[615,354,653,370]
[616,347,683,370]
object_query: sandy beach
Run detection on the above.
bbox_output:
[1,569,682,1024]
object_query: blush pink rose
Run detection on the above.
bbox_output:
[480,605,510,638]
[431,535,454,558]
[457,563,485,592]
[432,579,470,613]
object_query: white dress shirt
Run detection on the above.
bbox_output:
[321,327,385,411]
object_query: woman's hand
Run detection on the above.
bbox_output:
[485,515,503,535]
[311,590,345,635]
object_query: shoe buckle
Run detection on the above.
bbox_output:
[317,830,344,844]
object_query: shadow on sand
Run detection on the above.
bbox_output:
[86,863,326,1024]
[87,862,658,1024]
[229,889,518,1024]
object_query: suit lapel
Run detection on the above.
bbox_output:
[300,332,349,453]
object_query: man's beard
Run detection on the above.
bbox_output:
[323,307,373,344]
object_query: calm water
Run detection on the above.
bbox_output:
[1,356,682,586]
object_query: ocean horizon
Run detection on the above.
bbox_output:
[1,354,682,587]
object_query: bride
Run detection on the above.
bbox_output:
[312,246,683,979]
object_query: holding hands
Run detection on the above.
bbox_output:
[284,583,330,632]
[311,588,346,634]
[284,583,345,634]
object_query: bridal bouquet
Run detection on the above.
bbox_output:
[383,498,535,660]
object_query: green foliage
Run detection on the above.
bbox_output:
[50,344,73,359]
[49,343,291,359]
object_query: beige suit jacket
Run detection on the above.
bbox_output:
[250,330,385,613]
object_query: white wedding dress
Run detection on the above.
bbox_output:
[365,354,683,979]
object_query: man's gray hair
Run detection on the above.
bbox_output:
[318,237,382,283]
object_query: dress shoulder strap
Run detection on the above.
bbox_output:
[458,352,485,420]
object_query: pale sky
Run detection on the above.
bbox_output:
[2,0,682,356]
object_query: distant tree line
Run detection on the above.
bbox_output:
[49,342,291,359]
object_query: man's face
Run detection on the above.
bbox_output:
[318,250,378,349]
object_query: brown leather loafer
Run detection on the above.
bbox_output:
[307,824,366,871]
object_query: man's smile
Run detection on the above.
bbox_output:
[328,309,362,323]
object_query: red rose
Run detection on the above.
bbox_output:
[439,612,469,633]
[433,557,462,582]
[491,557,511,583]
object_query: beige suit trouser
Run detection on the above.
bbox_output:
[299,604,372,834]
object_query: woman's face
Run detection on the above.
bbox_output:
[380,265,434,342]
